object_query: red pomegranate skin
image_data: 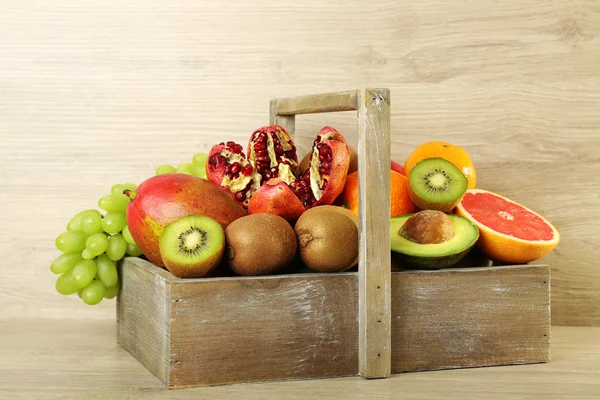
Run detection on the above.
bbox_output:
[247,178,305,221]
[125,173,247,267]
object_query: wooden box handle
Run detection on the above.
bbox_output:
[270,88,392,379]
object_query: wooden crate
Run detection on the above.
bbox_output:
[116,89,551,389]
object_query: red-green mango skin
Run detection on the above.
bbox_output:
[126,173,247,267]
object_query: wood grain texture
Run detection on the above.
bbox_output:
[274,90,358,115]
[0,0,599,325]
[118,258,359,388]
[392,265,550,372]
[271,88,392,378]
[1,321,597,400]
[357,88,392,378]
[116,258,171,384]
[117,258,549,388]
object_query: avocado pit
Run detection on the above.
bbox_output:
[399,210,455,244]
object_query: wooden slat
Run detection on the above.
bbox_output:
[357,88,392,378]
[273,90,358,116]
[269,100,296,138]
[116,259,550,388]
[391,265,551,372]
[169,272,359,388]
[116,257,171,385]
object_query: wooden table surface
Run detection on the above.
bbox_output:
[1,320,598,399]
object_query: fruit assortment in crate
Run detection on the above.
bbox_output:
[49,89,557,388]
[51,128,559,296]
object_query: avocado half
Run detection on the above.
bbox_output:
[390,214,479,270]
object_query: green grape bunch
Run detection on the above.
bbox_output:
[50,152,209,306]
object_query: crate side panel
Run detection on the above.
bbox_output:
[391,265,550,372]
[169,274,359,387]
[117,258,171,385]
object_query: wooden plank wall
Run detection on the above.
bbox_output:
[0,0,598,325]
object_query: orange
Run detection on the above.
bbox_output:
[456,189,559,264]
[404,142,476,189]
[341,170,417,217]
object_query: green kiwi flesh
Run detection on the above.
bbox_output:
[159,215,225,278]
[408,158,468,211]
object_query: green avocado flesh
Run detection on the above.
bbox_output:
[390,214,479,269]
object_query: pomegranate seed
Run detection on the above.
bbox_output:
[322,179,328,189]
[219,142,225,146]
[319,154,326,162]
[275,144,283,155]
[235,191,246,202]
[255,149,267,156]
[227,141,236,147]
[231,162,241,174]
[224,164,231,173]
[255,141,267,150]
[256,156,269,162]
[219,156,228,165]
[242,164,253,176]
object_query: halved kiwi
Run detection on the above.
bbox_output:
[159,215,225,278]
[407,158,468,212]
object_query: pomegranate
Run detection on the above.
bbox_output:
[248,127,351,219]
[124,173,246,267]
[247,179,306,221]
[247,125,299,184]
[205,141,262,208]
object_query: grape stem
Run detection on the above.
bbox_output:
[123,189,137,200]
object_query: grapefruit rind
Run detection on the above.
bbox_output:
[456,189,559,264]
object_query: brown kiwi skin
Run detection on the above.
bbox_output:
[294,206,359,273]
[225,214,297,276]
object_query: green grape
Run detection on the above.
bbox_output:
[192,152,208,166]
[102,212,127,235]
[176,163,193,175]
[72,259,97,288]
[121,225,136,245]
[67,209,101,232]
[81,213,103,235]
[77,289,83,299]
[98,194,129,214]
[81,280,106,306]
[111,183,137,196]
[191,164,207,178]
[55,231,87,253]
[156,164,176,175]
[126,243,143,257]
[55,271,79,295]
[106,234,128,261]
[50,252,82,274]
[86,233,109,257]
[81,249,95,260]
[104,281,120,299]
[96,254,119,288]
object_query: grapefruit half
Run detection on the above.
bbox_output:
[456,189,559,264]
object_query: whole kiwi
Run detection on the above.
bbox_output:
[294,206,359,273]
[225,214,297,276]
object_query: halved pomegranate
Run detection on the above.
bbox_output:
[206,141,262,208]
[248,128,350,219]
[247,125,299,184]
